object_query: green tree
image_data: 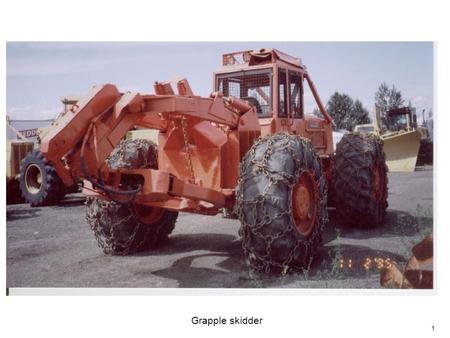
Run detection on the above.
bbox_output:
[374,83,390,114]
[352,99,370,126]
[326,92,370,131]
[327,92,354,130]
[375,82,405,129]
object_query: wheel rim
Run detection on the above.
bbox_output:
[25,164,43,195]
[291,171,318,236]
[133,204,164,224]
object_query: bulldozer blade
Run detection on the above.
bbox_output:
[382,130,422,172]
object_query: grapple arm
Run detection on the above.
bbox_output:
[39,79,258,212]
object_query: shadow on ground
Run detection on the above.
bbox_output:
[129,206,431,288]
[52,195,86,208]
[136,233,240,257]
[6,194,86,221]
[134,233,246,287]
[7,208,42,221]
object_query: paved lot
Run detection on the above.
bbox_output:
[6,166,433,288]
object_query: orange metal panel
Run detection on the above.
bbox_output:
[170,177,226,207]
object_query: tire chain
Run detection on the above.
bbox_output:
[107,138,158,170]
[85,138,176,255]
[235,133,328,274]
[86,196,175,255]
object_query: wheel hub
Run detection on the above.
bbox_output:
[25,164,43,195]
[291,171,318,236]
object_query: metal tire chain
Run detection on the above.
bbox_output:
[85,138,178,255]
[235,133,328,274]
[212,122,235,219]
[86,197,177,255]
[107,138,158,170]
[332,132,389,228]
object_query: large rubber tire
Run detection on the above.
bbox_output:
[19,149,66,207]
[333,132,388,227]
[86,197,178,255]
[236,133,328,274]
[85,139,178,255]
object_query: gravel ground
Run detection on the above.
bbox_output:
[6,166,433,289]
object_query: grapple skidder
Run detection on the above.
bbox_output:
[20,48,388,273]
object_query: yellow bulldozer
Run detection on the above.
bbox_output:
[6,118,34,204]
[354,106,425,172]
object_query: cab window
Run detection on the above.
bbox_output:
[216,69,272,117]
[278,69,287,117]
[289,71,303,118]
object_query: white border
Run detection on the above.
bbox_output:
[2,0,449,337]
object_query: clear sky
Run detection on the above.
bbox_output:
[6,42,433,122]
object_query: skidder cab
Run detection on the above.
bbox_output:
[19,48,388,274]
[215,49,333,154]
